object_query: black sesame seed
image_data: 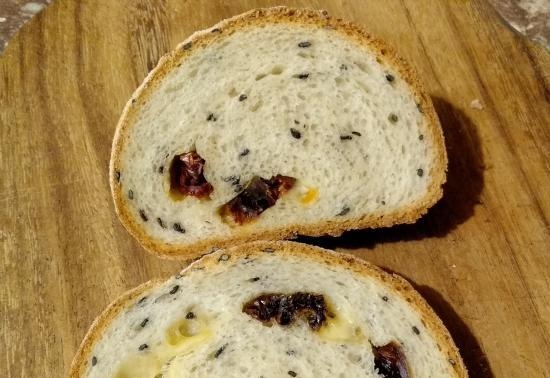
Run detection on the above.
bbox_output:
[128,190,134,200]
[115,171,121,182]
[186,311,195,319]
[286,350,296,356]
[138,343,149,351]
[169,285,180,295]
[419,134,424,141]
[340,135,353,141]
[206,113,217,122]
[294,73,309,80]
[381,200,386,205]
[298,41,311,48]
[140,318,149,328]
[382,296,389,302]
[214,343,228,358]
[351,131,362,137]
[388,113,399,123]
[417,168,424,177]
[158,165,164,174]
[211,28,221,33]
[340,64,348,70]
[139,209,148,222]
[337,206,350,216]
[218,254,230,262]
[239,148,250,157]
[248,277,261,282]
[223,175,240,185]
[157,218,166,229]
[294,120,300,125]
[173,223,185,233]
[131,98,137,104]
[417,103,424,113]
[385,73,395,82]
[288,371,297,377]
[239,94,248,101]
[91,356,97,366]
[181,42,192,50]
[290,128,302,139]
[138,296,147,304]
[412,326,420,335]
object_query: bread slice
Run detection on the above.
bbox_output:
[69,241,466,378]
[110,7,447,259]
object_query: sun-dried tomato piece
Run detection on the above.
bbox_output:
[169,151,213,199]
[373,342,410,378]
[220,175,295,224]
[243,292,328,330]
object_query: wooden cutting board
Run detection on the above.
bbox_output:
[1,0,548,376]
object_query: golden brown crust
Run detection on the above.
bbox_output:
[109,6,448,260]
[68,280,162,378]
[68,241,466,378]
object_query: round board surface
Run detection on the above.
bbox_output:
[0,1,549,377]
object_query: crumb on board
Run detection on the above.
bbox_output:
[470,99,484,110]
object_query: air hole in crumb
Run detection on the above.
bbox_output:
[250,100,263,112]
[255,73,267,81]
[270,66,284,75]
[356,81,370,94]
[354,61,369,73]
[228,88,238,97]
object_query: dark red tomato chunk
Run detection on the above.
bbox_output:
[220,175,295,224]
[373,342,410,378]
[243,292,328,330]
[169,151,213,199]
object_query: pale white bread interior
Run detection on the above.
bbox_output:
[110,7,447,258]
[69,241,466,378]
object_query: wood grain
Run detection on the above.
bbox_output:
[0,1,548,377]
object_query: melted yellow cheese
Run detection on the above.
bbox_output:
[300,187,319,205]
[318,309,364,343]
[113,317,211,378]
[114,354,163,378]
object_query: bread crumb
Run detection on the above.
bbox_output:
[21,2,45,15]
[470,99,484,110]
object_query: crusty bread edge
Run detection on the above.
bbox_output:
[109,7,448,260]
[68,279,161,378]
[68,241,466,378]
